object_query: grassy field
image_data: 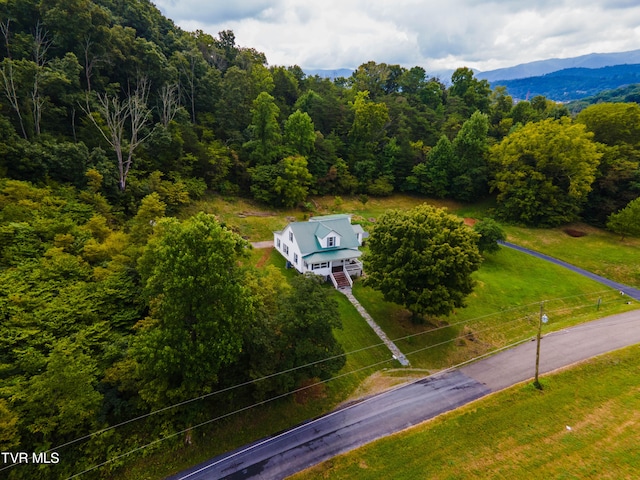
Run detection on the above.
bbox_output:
[189,192,640,289]
[292,344,640,480]
[504,223,640,287]
[181,193,452,242]
[352,246,638,371]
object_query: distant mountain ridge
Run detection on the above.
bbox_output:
[304,67,458,81]
[304,50,640,101]
[476,49,640,82]
[489,63,640,102]
[304,68,354,79]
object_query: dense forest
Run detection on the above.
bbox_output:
[567,82,640,113]
[1,0,640,478]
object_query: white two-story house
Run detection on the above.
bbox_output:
[273,214,367,288]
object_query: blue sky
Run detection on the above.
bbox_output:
[153,0,640,73]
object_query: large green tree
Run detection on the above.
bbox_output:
[450,110,490,201]
[284,109,316,157]
[244,91,282,164]
[273,155,313,207]
[234,269,345,399]
[249,155,312,207]
[408,111,489,201]
[132,212,252,407]
[408,136,453,198]
[275,274,345,382]
[348,90,390,186]
[489,118,602,226]
[363,204,482,321]
[449,67,491,115]
[576,102,640,224]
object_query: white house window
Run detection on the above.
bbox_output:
[311,262,329,270]
[294,253,298,264]
[289,231,293,242]
[284,244,289,255]
[276,238,281,248]
[327,236,336,247]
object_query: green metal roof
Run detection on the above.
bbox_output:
[313,222,333,239]
[287,217,361,256]
[352,224,369,238]
[303,249,362,264]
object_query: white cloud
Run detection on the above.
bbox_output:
[154,0,282,22]
[153,0,640,73]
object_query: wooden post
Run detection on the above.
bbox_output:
[534,302,544,390]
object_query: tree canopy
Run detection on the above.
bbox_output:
[489,118,602,226]
[607,197,640,239]
[576,103,640,224]
[132,212,252,406]
[363,204,482,321]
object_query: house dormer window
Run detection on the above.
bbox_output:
[327,236,336,247]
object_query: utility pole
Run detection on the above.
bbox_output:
[534,302,548,390]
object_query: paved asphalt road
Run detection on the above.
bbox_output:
[168,309,640,480]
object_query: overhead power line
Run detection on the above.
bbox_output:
[63,290,634,478]
[1,288,630,478]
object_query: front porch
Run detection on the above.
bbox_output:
[329,259,363,289]
[302,252,363,289]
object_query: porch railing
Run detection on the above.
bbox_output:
[344,260,363,276]
[343,268,354,287]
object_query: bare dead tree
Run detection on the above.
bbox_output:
[1,19,11,59]
[159,82,179,128]
[82,36,96,93]
[0,61,27,138]
[31,21,51,136]
[179,51,198,124]
[0,20,27,139]
[82,35,110,93]
[83,77,154,191]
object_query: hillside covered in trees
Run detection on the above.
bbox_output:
[1,0,638,216]
[1,0,640,478]
[490,63,640,102]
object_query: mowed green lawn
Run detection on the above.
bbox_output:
[505,223,640,287]
[292,344,640,480]
[353,245,638,371]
